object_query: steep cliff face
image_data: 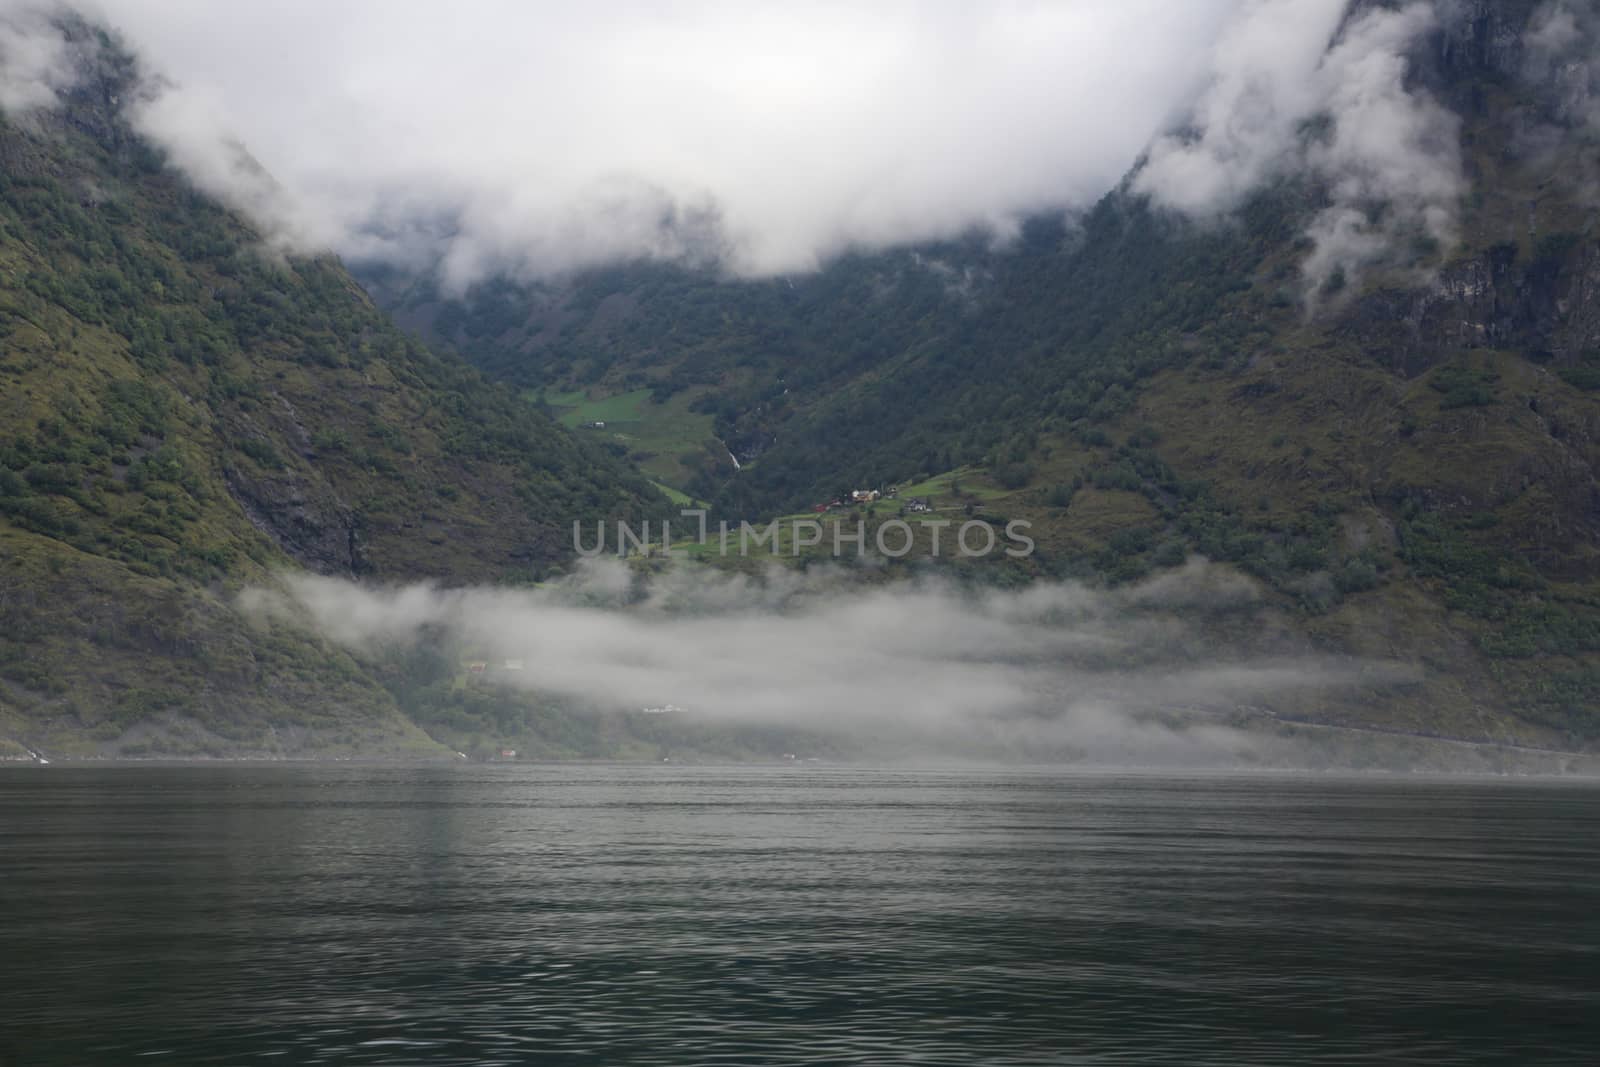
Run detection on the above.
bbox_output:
[1340,0,1598,369]
[1344,236,1599,372]
[1416,0,1545,89]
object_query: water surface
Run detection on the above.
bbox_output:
[2,764,1597,1064]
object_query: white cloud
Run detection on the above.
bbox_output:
[0,2,72,114]
[1300,3,1463,298]
[243,558,1414,762]
[1135,1,1464,301]
[0,1,1483,301]
[126,80,326,253]
[58,0,1242,284]
[1133,0,1350,217]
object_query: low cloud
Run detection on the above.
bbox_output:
[1135,1,1464,303]
[13,0,1249,286]
[0,3,1494,304]
[1133,0,1350,217]
[0,2,72,114]
[244,559,1416,763]
[124,80,324,255]
[1300,3,1464,301]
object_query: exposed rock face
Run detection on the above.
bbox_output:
[1343,239,1600,374]
[215,388,369,576]
[1414,0,1600,154]
[222,463,364,576]
[1416,0,1544,90]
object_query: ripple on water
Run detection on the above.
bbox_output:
[2,766,1599,1065]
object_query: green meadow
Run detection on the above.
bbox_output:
[535,387,721,491]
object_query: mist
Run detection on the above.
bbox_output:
[243,559,1418,763]
[1134,0,1464,299]
[0,1,68,112]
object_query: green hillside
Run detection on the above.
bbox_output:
[0,22,668,757]
[536,385,720,489]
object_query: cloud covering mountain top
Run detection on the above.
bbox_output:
[1137,1,1467,299]
[74,0,1245,284]
[2,2,1580,292]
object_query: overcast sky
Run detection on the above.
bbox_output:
[75,0,1245,283]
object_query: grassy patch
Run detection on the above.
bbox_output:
[895,466,1013,504]
[650,481,701,507]
[539,387,721,489]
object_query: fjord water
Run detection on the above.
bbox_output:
[2,766,1598,1065]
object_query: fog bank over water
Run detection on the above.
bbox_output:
[246,560,1422,762]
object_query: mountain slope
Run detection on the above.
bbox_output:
[0,22,666,757]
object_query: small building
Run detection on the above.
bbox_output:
[467,661,488,674]
[498,748,517,759]
[503,659,525,672]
